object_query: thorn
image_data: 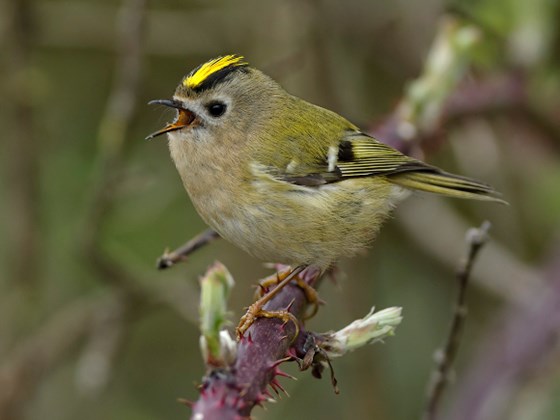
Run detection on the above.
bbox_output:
[270,356,292,369]
[274,367,297,380]
[254,393,267,403]
[177,398,194,408]
[269,382,280,396]
[285,298,296,312]
[285,348,298,360]
[254,392,275,407]
[263,388,273,398]
[270,378,289,396]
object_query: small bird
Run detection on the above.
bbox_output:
[148,55,504,331]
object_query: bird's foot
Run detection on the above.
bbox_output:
[236,265,306,339]
[254,268,321,321]
[237,304,300,341]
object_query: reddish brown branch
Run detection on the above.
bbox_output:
[191,268,322,419]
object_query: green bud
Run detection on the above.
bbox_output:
[199,261,235,366]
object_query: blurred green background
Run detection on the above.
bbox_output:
[1,0,560,419]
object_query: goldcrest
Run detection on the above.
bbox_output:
[148,55,504,270]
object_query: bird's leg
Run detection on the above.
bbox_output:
[254,270,321,321]
[237,265,307,339]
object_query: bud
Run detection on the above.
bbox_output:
[199,261,236,366]
[322,307,403,358]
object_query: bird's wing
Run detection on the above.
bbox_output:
[281,131,505,203]
[280,131,426,184]
[334,132,428,177]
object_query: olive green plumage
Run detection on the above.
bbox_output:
[149,55,504,270]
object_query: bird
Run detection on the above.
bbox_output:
[147,55,504,334]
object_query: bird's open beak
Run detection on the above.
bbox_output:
[146,99,196,140]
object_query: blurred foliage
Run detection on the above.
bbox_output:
[1,0,560,419]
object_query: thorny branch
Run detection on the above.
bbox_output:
[190,268,323,419]
[423,221,491,420]
[190,265,403,419]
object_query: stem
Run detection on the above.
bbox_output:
[423,221,491,420]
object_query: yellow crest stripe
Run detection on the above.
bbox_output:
[183,55,247,89]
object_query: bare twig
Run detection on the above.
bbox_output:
[422,221,491,420]
[157,229,220,270]
[448,242,560,420]
[396,199,541,305]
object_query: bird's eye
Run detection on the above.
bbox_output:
[206,101,227,117]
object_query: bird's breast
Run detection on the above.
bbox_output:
[169,138,403,267]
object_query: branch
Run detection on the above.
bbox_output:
[190,265,401,419]
[422,221,491,420]
[191,267,320,418]
[157,229,220,270]
[447,241,560,420]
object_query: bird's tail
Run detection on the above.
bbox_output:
[387,169,507,204]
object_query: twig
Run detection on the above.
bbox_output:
[422,221,491,420]
[447,242,560,420]
[157,229,220,270]
[396,199,540,305]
